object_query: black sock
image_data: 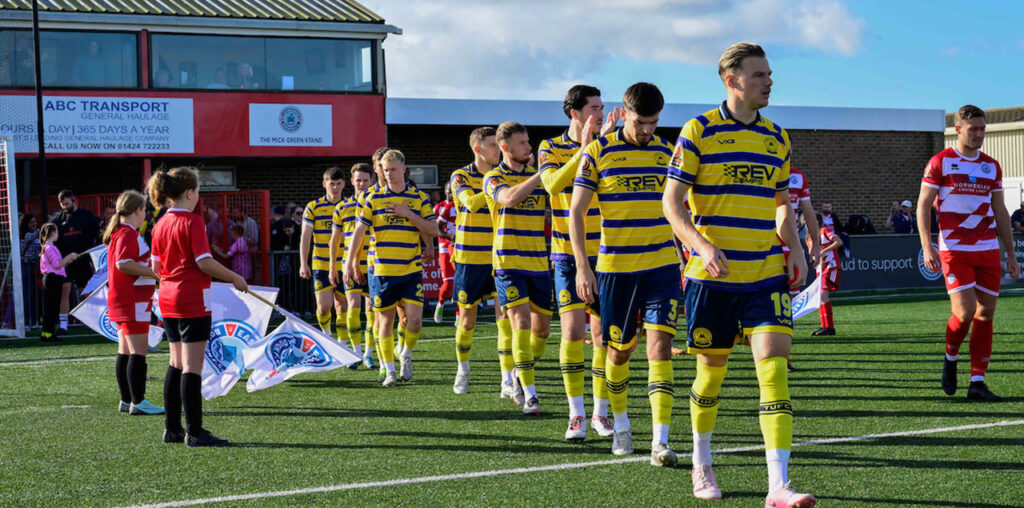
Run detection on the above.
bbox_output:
[164,366,183,433]
[115,354,131,404]
[181,372,203,435]
[127,354,147,405]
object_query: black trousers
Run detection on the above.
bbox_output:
[42,272,66,335]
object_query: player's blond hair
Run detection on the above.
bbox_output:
[380,149,405,165]
[718,42,766,77]
[469,126,496,148]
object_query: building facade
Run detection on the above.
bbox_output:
[0,0,398,212]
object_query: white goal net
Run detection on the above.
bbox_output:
[0,134,25,338]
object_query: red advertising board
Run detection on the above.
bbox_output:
[0,90,385,158]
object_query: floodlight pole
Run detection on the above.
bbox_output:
[31,0,48,219]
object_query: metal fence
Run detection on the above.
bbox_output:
[268,250,316,317]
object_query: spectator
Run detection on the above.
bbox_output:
[1011,200,1024,233]
[213,225,252,282]
[887,199,915,234]
[820,202,844,233]
[153,69,173,88]
[272,219,299,310]
[234,62,259,89]
[99,205,116,232]
[271,217,298,251]
[205,207,224,247]
[428,189,442,206]
[50,190,100,334]
[229,207,258,248]
[284,201,299,220]
[8,214,40,328]
[290,207,303,227]
[268,206,286,245]
[39,223,80,342]
[71,40,107,87]
[205,68,230,89]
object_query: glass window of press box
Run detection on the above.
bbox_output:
[150,34,376,92]
[0,30,138,88]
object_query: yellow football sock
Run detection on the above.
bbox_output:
[379,332,395,364]
[346,307,362,347]
[405,329,420,351]
[316,313,332,336]
[647,360,674,428]
[592,346,608,400]
[512,328,534,387]
[397,324,407,350]
[455,325,474,363]
[531,333,547,360]
[755,357,793,450]
[335,313,350,343]
[690,362,727,434]
[497,318,514,372]
[560,339,585,398]
[606,358,630,415]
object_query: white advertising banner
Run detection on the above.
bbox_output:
[0,95,194,154]
[248,103,332,147]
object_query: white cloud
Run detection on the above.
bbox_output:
[363,0,864,99]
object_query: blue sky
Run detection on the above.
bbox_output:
[366,1,1023,113]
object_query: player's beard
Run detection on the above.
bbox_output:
[511,152,531,165]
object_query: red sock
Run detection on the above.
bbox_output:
[819,304,828,328]
[824,302,834,328]
[968,318,993,379]
[945,315,970,357]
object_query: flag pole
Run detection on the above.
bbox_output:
[245,289,284,314]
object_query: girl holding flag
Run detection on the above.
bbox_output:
[148,167,247,447]
[104,190,164,415]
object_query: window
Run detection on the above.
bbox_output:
[151,34,266,90]
[408,165,439,189]
[0,30,138,88]
[150,34,374,92]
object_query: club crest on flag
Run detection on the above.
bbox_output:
[205,320,260,375]
[98,309,118,340]
[265,332,333,378]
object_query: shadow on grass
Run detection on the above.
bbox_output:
[823,496,1020,507]
[229,441,614,455]
[211,405,557,422]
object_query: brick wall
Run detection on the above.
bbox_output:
[390,124,945,232]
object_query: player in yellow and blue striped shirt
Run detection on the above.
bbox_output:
[571,83,681,462]
[482,121,550,417]
[539,84,622,442]
[450,127,515,399]
[345,149,438,388]
[662,43,813,507]
[330,163,375,368]
[300,167,351,351]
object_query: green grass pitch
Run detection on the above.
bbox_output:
[2,292,1023,507]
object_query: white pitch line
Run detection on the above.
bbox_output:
[0,353,166,367]
[121,418,1024,508]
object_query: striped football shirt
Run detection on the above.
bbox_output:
[539,130,601,263]
[574,128,677,274]
[450,163,495,265]
[358,184,435,277]
[333,196,368,273]
[302,195,343,271]
[667,102,791,291]
[483,162,549,276]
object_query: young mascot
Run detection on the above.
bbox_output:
[104,190,163,415]
[149,167,248,447]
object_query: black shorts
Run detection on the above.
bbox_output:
[66,256,94,289]
[163,316,213,344]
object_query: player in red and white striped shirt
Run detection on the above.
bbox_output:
[104,190,162,416]
[918,105,1021,402]
[433,186,457,324]
[149,167,248,446]
[811,221,843,337]
[788,168,821,266]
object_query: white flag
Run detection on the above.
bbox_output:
[70,286,163,347]
[82,245,108,294]
[200,283,279,400]
[791,273,823,321]
[244,309,361,392]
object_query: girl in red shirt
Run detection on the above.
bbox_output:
[103,190,163,416]
[148,167,248,447]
